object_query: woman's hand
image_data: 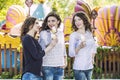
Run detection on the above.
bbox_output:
[75,41,86,54]
[44,36,58,53]
[51,36,58,47]
[51,34,57,40]
[92,53,95,64]
[80,41,86,48]
[59,56,67,69]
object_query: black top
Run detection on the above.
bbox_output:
[22,34,45,76]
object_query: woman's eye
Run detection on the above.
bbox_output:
[36,22,39,24]
[52,20,55,22]
[47,20,50,22]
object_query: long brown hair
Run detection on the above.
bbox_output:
[20,17,36,40]
[72,12,91,32]
[42,11,61,30]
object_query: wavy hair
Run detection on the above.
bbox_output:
[42,12,61,30]
[20,17,36,40]
[72,12,91,32]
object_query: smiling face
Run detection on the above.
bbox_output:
[47,16,60,30]
[72,12,92,32]
[74,16,84,29]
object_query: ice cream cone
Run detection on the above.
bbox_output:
[51,26,57,34]
[80,34,86,42]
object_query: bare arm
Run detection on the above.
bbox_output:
[92,53,95,64]
[59,56,67,69]
[64,56,67,68]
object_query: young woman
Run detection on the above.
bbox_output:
[38,12,67,80]
[21,17,57,80]
[69,11,97,80]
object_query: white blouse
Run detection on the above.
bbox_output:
[69,31,97,70]
[38,30,66,67]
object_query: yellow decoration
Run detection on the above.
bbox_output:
[17,43,22,52]
[95,5,120,46]
[0,34,21,49]
[38,0,45,3]
[6,5,26,30]
[64,17,73,42]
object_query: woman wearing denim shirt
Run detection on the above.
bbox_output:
[69,11,97,80]
[38,12,67,80]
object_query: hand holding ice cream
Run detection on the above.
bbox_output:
[51,26,57,39]
[80,34,86,46]
[51,26,57,34]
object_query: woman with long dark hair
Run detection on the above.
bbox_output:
[21,17,57,80]
[69,11,97,80]
[38,12,67,80]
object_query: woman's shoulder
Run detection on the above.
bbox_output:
[86,31,93,35]
[40,30,49,33]
[40,30,50,35]
[22,35,33,43]
[70,32,77,37]
[22,34,30,40]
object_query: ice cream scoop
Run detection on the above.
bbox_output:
[51,33,56,39]
[51,26,57,33]
[80,34,86,42]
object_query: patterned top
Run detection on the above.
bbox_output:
[38,30,66,67]
[69,31,97,70]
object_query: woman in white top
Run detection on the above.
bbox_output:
[38,12,67,80]
[69,11,97,80]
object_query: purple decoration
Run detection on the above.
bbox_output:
[75,5,85,12]
[110,5,117,28]
[77,0,85,5]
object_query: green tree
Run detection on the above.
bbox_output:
[0,0,120,21]
[0,0,24,21]
[48,0,75,21]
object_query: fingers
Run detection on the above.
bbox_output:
[80,41,86,48]
[51,37,58,47]
[59,65,67,69]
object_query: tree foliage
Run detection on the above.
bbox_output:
[0,0,120,21]
[0,0,24,21]
[47,0,75,21]
[88,0,120,9]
